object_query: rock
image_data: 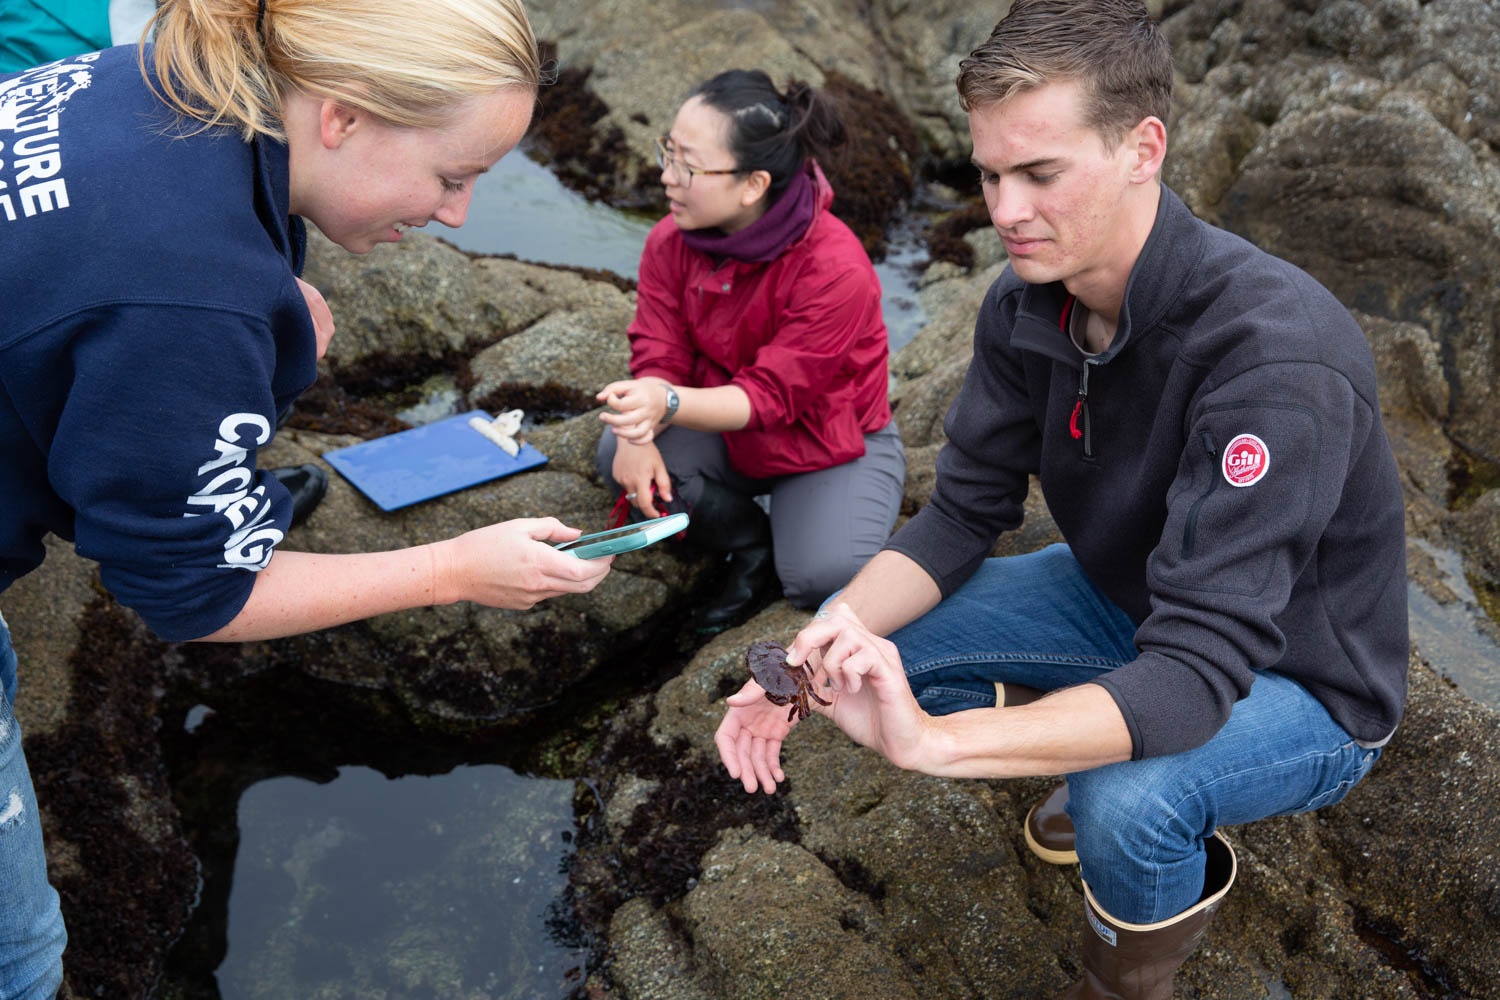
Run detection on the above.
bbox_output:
[1451,491,1500,581]
[526,408,615,481]
[1165,0,1500,463]
[863,1,1006,156]
[609,897,713,1000]
[889,353,969,449]
[681,829,923,1000]
[304,229,510,363]
[467,304,634,407]
[2,535,96,739]
[1361,311,1450,423]
[249,429,710,721]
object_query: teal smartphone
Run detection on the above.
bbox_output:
[554,512,689,559]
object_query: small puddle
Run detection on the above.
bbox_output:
[874,211,931,353]
[395,375,463,426]
[1407,537,1500,708]
[158,660,614,1000]
[443,149,656,277]
[213,765,582,1000]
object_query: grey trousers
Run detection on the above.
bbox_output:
[596,423,905,608]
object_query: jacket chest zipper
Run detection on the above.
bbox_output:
[1068,360,1098,458]
[1181,431,1218,558]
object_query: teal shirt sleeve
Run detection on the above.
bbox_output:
[0,0,111,74]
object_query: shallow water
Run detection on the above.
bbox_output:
[214,765,582,1000]
[442,150,656,277]
[1407,538,1500,708]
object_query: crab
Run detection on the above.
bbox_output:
[745,639,831,722]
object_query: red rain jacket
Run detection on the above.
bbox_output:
[627,162,892,478]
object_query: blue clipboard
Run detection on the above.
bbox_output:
[322,410,548,511]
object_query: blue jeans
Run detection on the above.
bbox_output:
[0,611,67,999]
[886,545,1381,924]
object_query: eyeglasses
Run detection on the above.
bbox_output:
[653,136,740,189]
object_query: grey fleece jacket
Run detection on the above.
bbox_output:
[886,186,1408,760]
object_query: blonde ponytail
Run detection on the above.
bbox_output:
[145,0,541,142]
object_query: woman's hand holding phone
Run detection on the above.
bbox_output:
[434,518,612,609]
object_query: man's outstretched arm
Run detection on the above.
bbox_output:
[790,604,1132,779]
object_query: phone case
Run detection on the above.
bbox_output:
[559,512,689,558]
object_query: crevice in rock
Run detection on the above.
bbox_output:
[470,380,600,424]
[282,372,412,439]
[816,852,888,902]
[457,248,638,294]
[1352,907,1465,999]
[820,71,922,260]
[1446,440,1500,512]
[288,328,609,438]
[325,344,482,403]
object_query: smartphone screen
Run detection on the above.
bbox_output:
[554,522,655,552]
[553,512,689,559]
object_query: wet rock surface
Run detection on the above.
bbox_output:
[1,1,1498,996]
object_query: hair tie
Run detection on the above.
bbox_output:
[256,0,267,35]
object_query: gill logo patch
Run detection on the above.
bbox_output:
[1222,433,1270,488]
[1086,900,1117,947]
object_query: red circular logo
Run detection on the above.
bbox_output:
[1222,433,1270,487]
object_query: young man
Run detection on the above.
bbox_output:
[714,1,1408,996]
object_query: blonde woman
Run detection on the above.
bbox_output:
[0,3,608,994]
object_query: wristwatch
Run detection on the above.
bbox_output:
[661,384,680,424]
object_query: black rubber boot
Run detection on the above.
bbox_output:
[269,464,328,528]
[685,481,776,633]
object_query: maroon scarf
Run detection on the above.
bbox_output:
[679,166,817,263]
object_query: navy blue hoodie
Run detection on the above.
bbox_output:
[1,46,316,641]
[888,186,1408,760]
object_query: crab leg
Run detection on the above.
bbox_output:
[800,666,832,707]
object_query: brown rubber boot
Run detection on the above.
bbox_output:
[1000,685,1077,866]
[996,682,1047,707]
[1055,831,1237,1000]
[1025,783,1078,865]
